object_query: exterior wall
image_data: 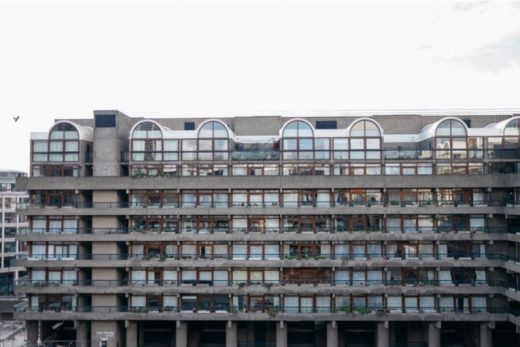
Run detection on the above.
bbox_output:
[14,110,520,346]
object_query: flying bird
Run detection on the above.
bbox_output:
[13,116,20,122]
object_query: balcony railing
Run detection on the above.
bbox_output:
[22,198,513,209]
[20,252,514,262]
[18,226,520,235]
[15,278,519,290]
[16,304,515,316]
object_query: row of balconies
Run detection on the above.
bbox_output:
[18,226,520,236]
[16,303,514,317]
[15,278,515,290]
[21,198,515,209]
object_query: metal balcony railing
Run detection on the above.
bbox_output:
[18,226,520,235]
[21,198,516,209]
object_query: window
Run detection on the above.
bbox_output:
[282,120,316,160]
[349,120,381,160]
[196,121,229,160]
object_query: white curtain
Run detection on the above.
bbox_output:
[440,296,454,312]
[131,296,146,307]
[317,191,330,207]
[31,270,45,282]
[438,244,448,258]
[367,271,383,284]
[265,244,280,260]
[181,271,196,284]
[404,297,418,312]
[214,271,228,286]
[32,218,46,233]
[470,216,485,231]
[63,270,76,286]
[283,192,298,207]
[419,244,434,258]
[181,244,196,258]
[249,245,263,260]
[266,218,279,232]
[132,270,146,284]
[472,296,486,312]
[63,219,77,234]
[335,244,348,259]
[32,245,45,259]
[284,296,298,313]
[386,218,401,233]
[420,296,435,312]
[439,270,452,286]
[352,271,365,285]
[132,245,144,258]
[335,271,349,285]
[163,295,177,309]
[265,192,278,206]
[320,244,331,258]
[475,270,486,285]
[316,296,330,313]
[163,270,177,284]
[232,270,247,285]
[265,270,279,284]
[387,296,402,312]
[232,245,247,260]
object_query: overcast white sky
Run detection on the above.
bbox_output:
[1,0,520,172]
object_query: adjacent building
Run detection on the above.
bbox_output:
[0,170,28,320]
[14,110,520,347]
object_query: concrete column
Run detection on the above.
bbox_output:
[126,321,138,347]
[276,322,287,347]
[26,321,38,345]
[176,321,188,347]
[480,323,492,347]
[327,322,338,347]
[76,321,88,347]
[428,322,441,347]
[226,321,237,347]
[376,322,389,347]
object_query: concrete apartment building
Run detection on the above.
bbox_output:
[14,110,520,347]
[0,170,28,320]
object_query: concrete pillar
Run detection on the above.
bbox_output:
[126,321,138,347]
[276,322,287,347]
[480,323,492,347]
[176,321,188,347]
[226,321,237,347]
[26,321,38,345]
[76,321,88,347]
[327,322,338,347]
[376,322,389,347]
[428,322,441,347]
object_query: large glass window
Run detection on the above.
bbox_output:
[196,121,230,160]
[349,120,381,160]
[282,120,319,160]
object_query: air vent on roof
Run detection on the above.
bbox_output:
[316,120,337,129]
[184,122,195,130]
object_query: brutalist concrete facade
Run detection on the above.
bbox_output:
[14,110,520,347]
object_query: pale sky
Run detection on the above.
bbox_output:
[1,0,520,172]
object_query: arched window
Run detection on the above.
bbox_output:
[198,121,229,138]
[131,121,178,162]
[132,122,162,139]
[348,120,381,160]
[435,119,467,137]
[186,121,229,161]
[47,123,79,162]
[435,119,467,160]
[503,118,520,158]
[281,120,327,160]
[504,118,520,137]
